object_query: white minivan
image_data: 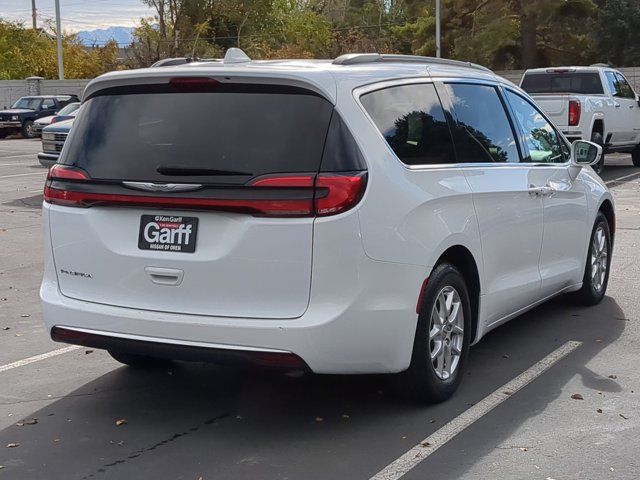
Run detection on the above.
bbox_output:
[41,51,614,402]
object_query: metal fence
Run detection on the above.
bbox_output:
[2,67,640,106]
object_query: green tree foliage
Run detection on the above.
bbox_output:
[593,0,640,66]
[2,0,639,79]
[0,19,121,79]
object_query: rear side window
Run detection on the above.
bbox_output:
[445,83,519,163]
[521,72,604,95]
[605,72,635,99]
[360,83,455,166]
[60,84,335,184]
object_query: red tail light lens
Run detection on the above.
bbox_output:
[569,100,581,126]
[44,168,366,217]
[47,164,89,180]
[315,173,366,216]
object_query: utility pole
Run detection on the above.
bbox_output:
[54,0,64,79]
[435,0,441,58]
[31,0,37,30]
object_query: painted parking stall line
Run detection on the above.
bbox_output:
[0,345,82,373]
[606,171,640,187]
[0,172,46,179]
[370,340,583,480]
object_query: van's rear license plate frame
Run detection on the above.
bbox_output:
[138,214,198,253]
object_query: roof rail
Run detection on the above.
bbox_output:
[332,53,492,73]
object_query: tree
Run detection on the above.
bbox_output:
[593,0,640,66]
[0,19,121,79]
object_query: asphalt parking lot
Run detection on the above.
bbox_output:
[1,138,639,480]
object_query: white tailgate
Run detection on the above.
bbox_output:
[530,95,570,128]
[49,205,313,319]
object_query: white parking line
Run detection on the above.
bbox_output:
[606,171,640,187]
[0,172,45,179]
[0,345,82,373]
[369,340,582,480]
[0,163,32,167]
[0,154,37,159]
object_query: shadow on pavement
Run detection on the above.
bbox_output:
[0,294,626,480]
[403,294,626,480]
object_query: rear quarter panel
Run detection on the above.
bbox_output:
[337,81,483,282]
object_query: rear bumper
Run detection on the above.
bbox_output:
[38,152,58,167]
[0,122,21,129]
[51,326,309,370]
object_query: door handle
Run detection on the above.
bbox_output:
[528,185,555,197]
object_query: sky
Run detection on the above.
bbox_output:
[0,0,154,32]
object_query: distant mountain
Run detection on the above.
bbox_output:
[76,27,134,46]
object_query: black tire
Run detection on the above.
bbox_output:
[108,350,172,368]
[574,212,612,305]
[398,263,472,403]
[21,120,35,139]
[591,131,605,175]
[632,145,640,167]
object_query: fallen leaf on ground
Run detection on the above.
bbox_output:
[16,418,38,426]
[314,417,323,422]
[519,447,528,452]
[6,443,19,448]
[53,439,60,443]
[420,442,432,448]
[619,414,629,420]
[1,327,9,331]
[608,374,617,379]
[85,350,93,355]
[20,314,29,318]
[503,390,513,396]
[14,333,21,337]
[597,408,603,413]
[502,354,509,359]
[115,419,127,426]
[571,393,584,400]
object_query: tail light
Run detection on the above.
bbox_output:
[569,100,581,126]
[44,166,366,217]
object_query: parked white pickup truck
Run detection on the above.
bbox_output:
[520,66,640,173]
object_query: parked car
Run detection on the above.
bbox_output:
[520,66,640,173]
[0,95,79,139]
[38,118,74,167]
[34,102,80,136]
[41,50,614,403]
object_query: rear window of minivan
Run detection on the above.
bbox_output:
[59,83,335,185]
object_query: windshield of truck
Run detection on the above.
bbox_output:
[11,98,42,110]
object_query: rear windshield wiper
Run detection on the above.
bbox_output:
[157,165,253,176]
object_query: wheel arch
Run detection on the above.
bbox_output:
[592,117,604,137]
[431,245,481,345]
[599,198,615,244]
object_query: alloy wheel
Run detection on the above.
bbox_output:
[429,286,464,380]
[591,225,608,292]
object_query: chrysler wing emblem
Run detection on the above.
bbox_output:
[122,182,203,193]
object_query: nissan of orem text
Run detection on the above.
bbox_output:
[41,50,614,402]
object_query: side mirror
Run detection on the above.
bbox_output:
[571,140,602,167]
